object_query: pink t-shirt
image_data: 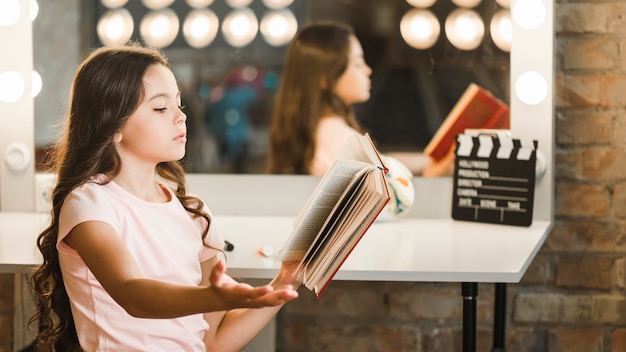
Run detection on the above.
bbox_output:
[57,175,225,351]
[310,116,360,176]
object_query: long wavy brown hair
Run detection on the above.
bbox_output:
[266,22,364,174]
[29,43,212,351]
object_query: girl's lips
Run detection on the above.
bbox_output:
[174,132,186,141]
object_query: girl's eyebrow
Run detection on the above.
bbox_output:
[146,91,181,102]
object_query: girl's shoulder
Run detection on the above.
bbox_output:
[71,174,111,196]
[317,116,358,137]
[70,174,141,207]
[319,115,348,124]
[318,115,355,132]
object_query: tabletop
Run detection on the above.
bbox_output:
[0,211,551,283]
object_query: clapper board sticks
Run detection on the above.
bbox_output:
[452,131,538,227]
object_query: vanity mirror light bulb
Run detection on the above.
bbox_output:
[140,9,180,48]
[511,0,546,29]
[490,9,511,52]
[406,0,436,8]
[0,0,22,27]
[262,0,294,9]
[515,71,548,105]
[141,0,175,10]
[97,8,134,47]
[186,0,214,8]
[225,0,253,8]
[100,0,128,9]
[32,71,41,97]
[222,8,258,48]
[400,9,440,50]
[451,0,482,8]
[183,9,219,48]
[30,0,38,21]
[495,0,510,8]
[260,9,298,46]
[445,9,485,51]
[0,71,26,103]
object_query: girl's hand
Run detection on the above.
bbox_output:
[207,259,298,309]
[274,260,303,289]
[423,147,456,177]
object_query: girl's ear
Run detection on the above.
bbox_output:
[113,131,123,143]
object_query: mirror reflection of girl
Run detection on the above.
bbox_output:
[30,44,300,352]
[267,21,454,177]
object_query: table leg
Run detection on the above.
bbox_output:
[462,282,477,352]
[492,283,507,352]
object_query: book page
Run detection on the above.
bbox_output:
[276,159,374,261]
[338,133,384,169]
[303,190,374,283]
[295,168,372,275]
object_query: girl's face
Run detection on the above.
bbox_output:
[114,64,187,166]
[333,35,372,105]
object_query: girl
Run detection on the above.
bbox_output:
[30,44,300,352]
[267,22,454,177]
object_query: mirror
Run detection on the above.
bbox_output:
[0,0,553,217]
[32,0,510,175]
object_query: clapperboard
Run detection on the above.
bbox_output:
[451,130,537,227]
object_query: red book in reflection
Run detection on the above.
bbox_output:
[424,83,510,161]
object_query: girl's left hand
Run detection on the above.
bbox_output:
[208,259,299,309]
[274,260,303,289]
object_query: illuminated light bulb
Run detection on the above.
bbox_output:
[451,0,482,8]
[97,8,134,47]
[0,71,26,103]
[225,0,253,8]
[0,0,21,27]
[490,9,511,52]
[186,0,214,8]
[512,0,545,29]
[406,0,436,7]
[183,9,219,48]
[262,0,294,9]
[100,0,128,8]
[445,9,485,51]
[260,9,298,46]
[400,9,440,50]
[222,8,258,47]
[140,9,180,48]
[515,71,548,105]
[141,0,175,10]
[32,71,42,97]
[30,0,39,21]
[495,0,510,8]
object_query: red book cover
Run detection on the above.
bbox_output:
[424,83,510,161]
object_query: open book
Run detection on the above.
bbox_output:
[277,133,390,297]
[424,83,510,161]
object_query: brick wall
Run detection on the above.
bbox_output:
[0,275,13,352]
[2,1,626,352]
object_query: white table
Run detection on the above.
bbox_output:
[0,212,552,352]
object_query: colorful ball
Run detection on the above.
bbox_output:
[379,155,415,219]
